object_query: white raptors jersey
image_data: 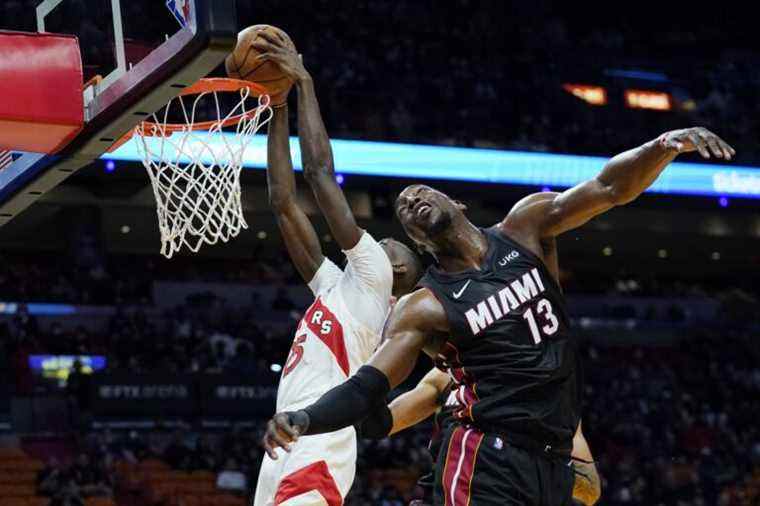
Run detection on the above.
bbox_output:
[276,232,393,413]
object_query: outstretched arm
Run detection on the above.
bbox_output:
[261,289,448,458]
[504,128,735,239]
[266,105,324,283]
[358,367,451,439]
[254,30,362,250]
[388,368,451,435]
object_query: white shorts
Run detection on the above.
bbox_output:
[253,427,357,506]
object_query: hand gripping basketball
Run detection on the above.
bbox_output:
[251,30,311,87]
[226,25,298,106]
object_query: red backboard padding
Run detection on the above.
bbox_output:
[0,31,84,154]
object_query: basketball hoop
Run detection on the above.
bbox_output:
[121,78,272,258]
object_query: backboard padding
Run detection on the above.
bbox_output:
[0,0,238,226]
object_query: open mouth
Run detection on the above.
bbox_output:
[414,202,432,219]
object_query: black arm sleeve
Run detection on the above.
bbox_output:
[302,365,391,435]
[356,402,393,439]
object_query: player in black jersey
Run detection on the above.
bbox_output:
[263,127,734,505]
[358,368,601,505]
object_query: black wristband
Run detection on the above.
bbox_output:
[286,410,310,435]
[356,403,393,439]
[303,365,391,435]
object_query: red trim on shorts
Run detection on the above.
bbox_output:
[462,431,484,506]
[275,460,343,505]
[442,427,484,506]
[303,297,350,376]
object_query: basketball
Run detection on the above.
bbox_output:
[226,25,294,103]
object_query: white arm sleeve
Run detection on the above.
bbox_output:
[338,231,393,333]
[307,257,343,297]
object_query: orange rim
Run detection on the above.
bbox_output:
[177,77,268,97]
[107,78,270,152]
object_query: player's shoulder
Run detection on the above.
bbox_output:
[342,231,393,291]
[390,287,447,329]
[397,286,439,308]
[346,229,382,253]
[502,191,558,226]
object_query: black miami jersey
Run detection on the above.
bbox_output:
[418,226,581,449]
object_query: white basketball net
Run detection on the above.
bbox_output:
[135,85,272,258]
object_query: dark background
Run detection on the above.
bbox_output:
[0,1,759,505]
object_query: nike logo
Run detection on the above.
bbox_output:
[452,280,472,299]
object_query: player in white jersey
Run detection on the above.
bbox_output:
[252,29,422,506]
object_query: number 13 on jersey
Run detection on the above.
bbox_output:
[522,298,559,344]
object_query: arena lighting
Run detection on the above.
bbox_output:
[0,302,76,315]
[106,136,760,199]
[562,84,608,106]
[604,69,670,83]
[625,89,672,111]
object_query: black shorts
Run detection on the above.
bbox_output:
[433,425,575,506]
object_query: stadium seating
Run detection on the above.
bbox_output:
[84,498,117,506]
[27,498,51,506]
[109,457,247,506]
[0,448,45,505]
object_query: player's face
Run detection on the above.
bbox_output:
[395,185,457,245]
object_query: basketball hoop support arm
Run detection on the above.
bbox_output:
[37,0,127,101]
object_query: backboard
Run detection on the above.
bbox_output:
[0,0,239,226]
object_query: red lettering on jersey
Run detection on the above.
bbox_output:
[301,297,349,376]
[283,334,307,377]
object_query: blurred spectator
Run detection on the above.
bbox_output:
[216,457,248,492]
[49,478,85,506]
[37,457,65,496]
[70,452,113,497]
[271,288,295,312]
[67,359,91,412]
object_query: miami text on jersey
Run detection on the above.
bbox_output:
[464,267,547,335]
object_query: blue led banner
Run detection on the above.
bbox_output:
[0,301,76,315]
[106,135,760,199]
